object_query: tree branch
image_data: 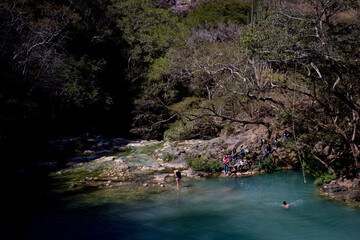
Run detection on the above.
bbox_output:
[312,153,337,177]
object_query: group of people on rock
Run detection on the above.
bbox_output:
[264,130,293,159]
[222,149,250,175]
[221,130,294,175]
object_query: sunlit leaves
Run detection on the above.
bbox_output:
[107,0,183,64]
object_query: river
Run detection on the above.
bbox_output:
[6,171,360,240]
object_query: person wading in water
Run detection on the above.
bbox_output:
[174,169,182,190]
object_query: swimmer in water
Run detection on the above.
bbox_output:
[282,201,291,209]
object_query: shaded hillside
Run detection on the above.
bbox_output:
[1,0,359,181]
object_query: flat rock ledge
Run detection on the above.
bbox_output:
[320,178,360,206]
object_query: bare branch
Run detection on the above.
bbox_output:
[312,153,337,177]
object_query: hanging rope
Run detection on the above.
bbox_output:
[292,63,307,184]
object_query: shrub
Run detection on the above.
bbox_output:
[259,157,276,172]
[314,172,336,186]
[162,152,175,162]
[302,152,329,178]
[303,153,338,186]
[186,156,221,173]
[163,105,220,141]
[185,0,252,26]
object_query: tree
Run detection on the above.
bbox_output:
[136,0,360,176]
[273,0,360,170]
[106,0,184,77]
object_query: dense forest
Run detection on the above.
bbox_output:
[1,0,359,178]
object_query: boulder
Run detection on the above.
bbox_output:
[348,190,360,201]
[162,159,188,169]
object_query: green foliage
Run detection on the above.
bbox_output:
[164,117,219,141]
[164,97,220,141]
[302,152,337,185]
[279,110,293,126]
[119,146,133,153]
[314,173,336,186]
[235,14,299,61]
[148,54,173,80]
[162,152,175,162]
[58,56,112,108]
[186,156,221,173]
[258,157,277,173]
[302,153,330,178]
[107,0,184,64]
[185,0,252,26]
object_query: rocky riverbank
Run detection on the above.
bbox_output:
[320,178,360,206]
[48,136,272,197]
[45,131,359,206]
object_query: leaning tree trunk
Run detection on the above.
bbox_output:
[312,153,337,178]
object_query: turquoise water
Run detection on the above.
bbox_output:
[12,171,360,240]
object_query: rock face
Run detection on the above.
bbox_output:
[321,178,360,203]
[152,124,300,172]
[169,0,197,15]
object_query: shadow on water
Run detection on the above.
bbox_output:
[5,171,360,240]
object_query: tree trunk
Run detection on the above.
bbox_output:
[312,153,337,177]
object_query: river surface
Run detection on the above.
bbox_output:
[9,171,360,240]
